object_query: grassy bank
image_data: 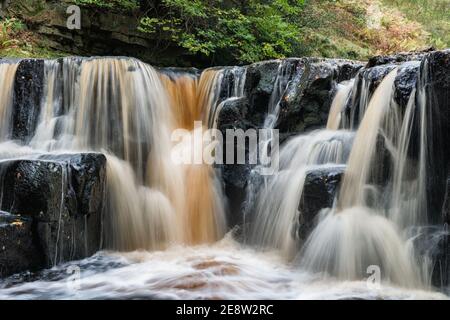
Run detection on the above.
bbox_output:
[382,0,450,48]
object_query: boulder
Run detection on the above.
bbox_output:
[0,153,106,277]
[298,166,345,242]
[12,59,44,142]
[277,59,363,134]
[423,50,450,225]
[394,61,421,109]
[0,212,43,277]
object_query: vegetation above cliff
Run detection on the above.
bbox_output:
[1,0,449,65]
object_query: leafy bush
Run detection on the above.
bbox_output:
[0,18,23,51]
[139,0,305,64]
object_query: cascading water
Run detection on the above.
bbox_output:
[300,65,435,288]
[206,66,247,129]
[0,54,448,299]
[247,59,443,290]
[248,130,354,257]
[0,61,18,139]
[326,80,354,130]
[337,69,399,208]
[0,57,227,250]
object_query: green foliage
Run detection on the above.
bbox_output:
[1,18,23,51]
[0,18,66,58]
[139,0,305,64]
[382,0,450,49]
[73,0,139,11]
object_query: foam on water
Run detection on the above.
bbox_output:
[0,235,446,300]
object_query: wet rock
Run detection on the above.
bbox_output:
[0,212,43,277]
[216,97,256,225]
[277,59,363,134]
[443,176,450,225]
[343,64,397,127]
[298,166,345,242]
[243,59,282,127]
[12,59,44,142]
[37,153,107,217]
[414,228,449,291]
[424,50,450,224]
[0,159,64,219]
[0,153,106,276]
[394,61,420,109]
[366,49,433,68]
[431,233,449,290]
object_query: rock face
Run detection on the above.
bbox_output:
[424,50,450,225]
[0,153,106,277]
[12,59,44,142]
[431,234,450,290]
[444,177,450,225]
[297,166,345,242]
[10,0,200,67]
[0,212,43,277]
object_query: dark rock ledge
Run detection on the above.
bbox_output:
[0,153,106,278]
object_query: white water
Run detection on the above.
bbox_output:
[0,235,446,300]
[0,62,18,139]
[249,130,353,257]
[338,69,398,208]
[299,65,436,288]
[299,207,422,288]
[0,57,227,249]
[326,80,354,130]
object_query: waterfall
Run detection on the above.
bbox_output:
[159,68,228,244]
[264,60,296,131]
[300,63,434,288]
[326,80,354,130]
[337,69,398,208]
[0,57,228,250]
[245,58,438,289]
[0,62,18,140]
[0,54,447,298]
[207,66,247,129]
[248,130,354,257]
